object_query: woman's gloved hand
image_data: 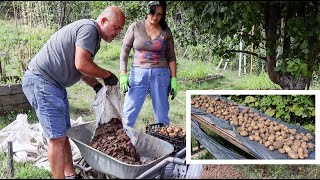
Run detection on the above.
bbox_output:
[170,77,178,100]
[120,74,130,93]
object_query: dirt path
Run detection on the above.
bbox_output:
[200,165,247,179]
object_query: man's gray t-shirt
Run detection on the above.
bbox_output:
[28,19,101,88]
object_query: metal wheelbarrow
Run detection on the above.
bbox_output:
[67,121,186,179]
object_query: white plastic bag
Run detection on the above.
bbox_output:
[91,85,138,145]
[0,114,84,170]
[92,85,122,126]
[185,164,203,179]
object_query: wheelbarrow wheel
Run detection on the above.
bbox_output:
[78,157,114,179]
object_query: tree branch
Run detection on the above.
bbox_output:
[225,50,267,61]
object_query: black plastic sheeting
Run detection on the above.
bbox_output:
[191,120,246,159]
[191,95,315,160]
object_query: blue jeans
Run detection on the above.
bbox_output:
[123,67,171,127]
[22,70,70,139]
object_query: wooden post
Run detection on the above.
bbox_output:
[223,59,229,70]
[250,25,255,75]
[244,54,247,74]
[0,54,3,77]
[216,58,224,70]
[8,141,14,178]
[238,40,243,76]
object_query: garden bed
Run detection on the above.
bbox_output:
[0,76,31,115]
[180,74,222,83]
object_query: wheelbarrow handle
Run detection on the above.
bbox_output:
[135,157,186,179]
[73,162,92,172]
[175,147,186,158]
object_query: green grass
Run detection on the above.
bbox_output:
[232,72,282,90]
[0,109,38,130]
[236,164,320,179]
[0,153,52,179]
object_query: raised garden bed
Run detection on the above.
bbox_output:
[0,76,31,115]
[180,74,222,84]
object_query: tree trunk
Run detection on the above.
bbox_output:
[278,73,308,90]
[58,1,66,29]
[263,2,281,85]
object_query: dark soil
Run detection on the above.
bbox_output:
[200,165,247,179]
[90,118,142,165]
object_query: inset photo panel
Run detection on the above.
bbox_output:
[186,90,318,165]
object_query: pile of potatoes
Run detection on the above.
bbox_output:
[154,125,186,138]
[191,95,315,159]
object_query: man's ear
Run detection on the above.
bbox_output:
[101,17,107,25]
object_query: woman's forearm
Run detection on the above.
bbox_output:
[168,61,177,78]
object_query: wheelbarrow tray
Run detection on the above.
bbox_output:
[67,121,174,179]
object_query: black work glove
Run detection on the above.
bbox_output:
[93,83,103,94]
[103,73,118,86]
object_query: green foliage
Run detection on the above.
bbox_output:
[168,1,320,89]
[97,41,122,62]
[89,1,109,19]
[275,58,309,78]
[0,19,53,80]
[228,95,315,133]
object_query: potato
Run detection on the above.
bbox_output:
[169,132,177,138]
[273,126,281,131]
[166,127,173,133]
[268,135,275,142]
[240,131,249,136]
[288,151,299,159]
[295,134,302,140]
[264,141,272,148]
[302,136,309,142]
[291,145,299,152]
[306,133,313,141]
[269,146,275,151]
[307,143,315,149]
[278,148,286,154]
[254,135,261,142]
[298,152,304,159]
[285,139,293,146]
[288,135,295,141]
[289,129,297,135]
[173,128,180,133]
[275,136,284,142]
[293,140,301,146]
[283,145,292,153]
[237,127,245,133]
[273,141,284,149]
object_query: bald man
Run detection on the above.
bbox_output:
[22,6,125,179]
